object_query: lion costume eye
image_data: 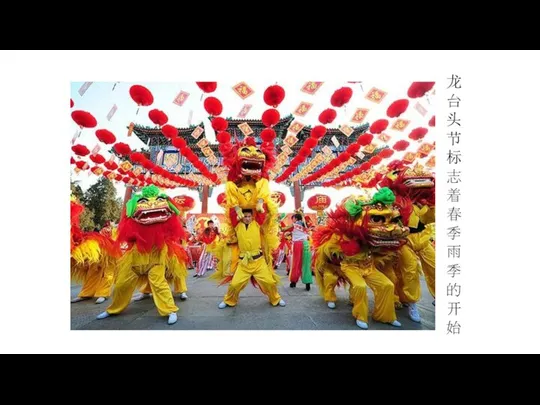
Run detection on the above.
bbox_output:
[138,198,149,203]
[370,215,386,223]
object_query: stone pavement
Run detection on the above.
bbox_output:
[71,265,435,331]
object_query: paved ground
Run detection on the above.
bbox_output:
[71,265,435,331]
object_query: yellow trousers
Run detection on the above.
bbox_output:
[107,264,178,317]
[322,268,340,303]
[139,275,187,295]
[407,231,436,298]
[341,263,397,324]
[78,263,114,298]
[224,257,281,306]
[380,248,422,304]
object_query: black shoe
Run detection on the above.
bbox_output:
[290,282,296,288]
[193,274,199,278]
[306,284,311,291]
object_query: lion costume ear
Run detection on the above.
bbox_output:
[126,194,140,218]
[167,198,181,216]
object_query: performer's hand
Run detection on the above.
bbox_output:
[235,206,244,219]
[256,199,265,213]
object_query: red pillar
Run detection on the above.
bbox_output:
[202,185,209,214]
[293,181,302,210]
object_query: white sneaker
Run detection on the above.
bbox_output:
[327,302,336,309]
[168,313,178,325]
[71,297,87,303]
[96,312,110,320]
[132,293,150,302]
[389,320,402,327]
[356,320,369,330]
[218,302,228,309]
[408,303,421,323]
[179,293,188,301]
[278,299,286,307]
[95,297,107,305]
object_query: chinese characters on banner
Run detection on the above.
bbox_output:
[446,74,462,336]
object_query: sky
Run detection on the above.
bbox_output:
[70,80,436,213]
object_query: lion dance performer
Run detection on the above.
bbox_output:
[71,195,117,305]
[97,185,189,325]
[379,161,436,321]
[210,136,285,309]
[312,188,408,329]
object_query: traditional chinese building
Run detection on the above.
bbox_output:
[128,117,382,210]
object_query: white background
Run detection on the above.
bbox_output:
[1,50,539,354]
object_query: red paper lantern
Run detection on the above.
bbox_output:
[370,119,389,134]
[262,109,280,127]
[172,195,195,212]
[263,85,286,108]
[89,154,106,164]
[217,193,227,208]
[407,82,435,98]
[95,129,116,144]
[129,85,154,107]
[162,124,178,139]
[393,140,410,151]
[196,82,218,93]
[204,97,223,116]
[319,108,337,124]
[149,109,168,126]
[72,110,97,128]
[387,99,409,118]
[211,117,228,132]
[310,126,327,140]
[408,127,428,141]
[72,144,90,156]
[330,87,353,107]
[271,191,286,207]
[308,194,331,211]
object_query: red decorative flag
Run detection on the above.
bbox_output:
[392,119,410,132]
[106,104,118,121]
[414,102,428,117]
[403,152,416,164]
[365,87,387,103]
[191,126,204,139]
[173,91,190,106]
[351,108,369,123]
[301,82,324,95]
[288,121,305,135]
[238,122,254,136]
[232,82,255,99]
[238,104,253,118]
[294,102,313,117]
[78,82,93,96]
[339,124,354,137]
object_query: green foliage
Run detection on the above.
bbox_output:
[74,178,122,229]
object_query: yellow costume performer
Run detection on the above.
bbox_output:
[379,161,436,321]
[71,195,117,305]
[219,211,284,308]
[97,185,189,325]
[312,188,409,329]
[211,135,285,308]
